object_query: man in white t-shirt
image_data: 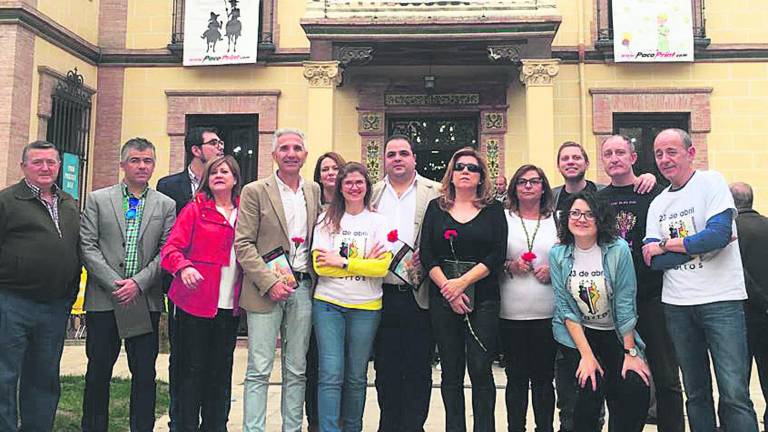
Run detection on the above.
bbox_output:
[642,128,758,432]
[370,135,441,432]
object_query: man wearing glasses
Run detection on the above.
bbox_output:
[80,138,176,432]
[598,135,684,432]
[157,126,224,431]
[0,141,82,431]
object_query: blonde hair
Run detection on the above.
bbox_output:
[438,147,494,211]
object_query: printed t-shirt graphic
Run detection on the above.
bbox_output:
[568,244,614,330]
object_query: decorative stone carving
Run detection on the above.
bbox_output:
[303,61,343,88]
[485,139,501,179]
[360,112,382,132]
[519,59,560,86]
[365,140,381,180]
[483,112,504,130]
[337,46,375,67]
[384,93,480,106]
[487,45,521,63]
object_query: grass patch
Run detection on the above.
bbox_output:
[55,375,169,431]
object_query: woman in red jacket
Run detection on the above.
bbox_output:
[161,155,242,432]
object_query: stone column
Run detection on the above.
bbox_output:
[303,61,342,158]
[519,59,560,175]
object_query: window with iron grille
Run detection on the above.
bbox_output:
[46,69,92,204]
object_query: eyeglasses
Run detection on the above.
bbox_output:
[202,139,225,148]
[516,178,543,187]
[454,162,481,173]
[568,209,596,221]
[125,197,140,220]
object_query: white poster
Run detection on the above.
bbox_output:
[612,0,694,63]
[183,0,259,66]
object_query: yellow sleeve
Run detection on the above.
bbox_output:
[313,250,393,278]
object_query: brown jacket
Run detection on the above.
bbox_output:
[235,174,321,313]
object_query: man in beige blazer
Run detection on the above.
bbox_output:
[371,134,441,432]
[80,138,176,432]
[235,128,321,432]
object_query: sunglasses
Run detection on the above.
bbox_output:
[454,162,481,173]
[568,209,596,221]
[125,197,140,220]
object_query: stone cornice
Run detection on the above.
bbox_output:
[519,59,560,86]
[303,61,342,88]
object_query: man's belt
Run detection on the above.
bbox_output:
[383,283,411,292]
[295,272,312,282]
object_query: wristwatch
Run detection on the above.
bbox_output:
[624,347,638,357]
[659,239,668,252]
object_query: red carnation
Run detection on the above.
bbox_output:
[443,229,458,241]
[387,230,399,243]
[291,237,305,247]
[521,251,537,263]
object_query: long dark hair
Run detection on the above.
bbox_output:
[557,191,616,246]
[196,155,242,203]
[312,152,347,204]
[319,162,372,234]
[506,164,554,218]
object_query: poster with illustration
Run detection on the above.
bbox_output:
[612,0,694,62]
[183,0,259,66]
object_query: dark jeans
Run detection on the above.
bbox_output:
[637,297,684,432]
[82,311,161,432]
[555,348,604,432]
[665,301,759,432]
[0,290,70,432]
[305,325,319,428]
[375,286,433,432]
[431,298,498,432]
[558,328,649,432]
[168,298,179,432]
[499,318,556,432]
[746,306,768,428]
[176,308,238,432]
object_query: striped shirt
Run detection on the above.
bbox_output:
[24,179,62,237]
[122,183,148,277]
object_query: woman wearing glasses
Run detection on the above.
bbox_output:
[311,162,392,432]
[419,147,507,431]
[499,164,559,432]
[549,191,650,432]
[160,155,243,432]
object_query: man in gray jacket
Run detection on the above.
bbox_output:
[80,138,176,432]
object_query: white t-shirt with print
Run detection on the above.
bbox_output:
[313,209,388,305]
[500,212,558,320]
[569,244,614,330]
[644,170,746,306]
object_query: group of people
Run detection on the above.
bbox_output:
[0,125,766,432]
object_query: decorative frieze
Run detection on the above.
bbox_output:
[365,139,382,180]
[485,139,501,179]
[384,93,480,106]
[359,112,383,133]
[483,112,504,130]
[303,61,342,88]
[337,46,375,67]
[519,59,560,86]
[487,45,521,63]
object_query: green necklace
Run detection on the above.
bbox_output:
[519,212,541,253]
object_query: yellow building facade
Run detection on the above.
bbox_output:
[0,0,766,212]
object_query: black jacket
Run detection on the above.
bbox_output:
[735,209,768,314]
[0,180,81,300]
[157,170,193,216]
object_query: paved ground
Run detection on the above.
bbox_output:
[60,342,766,431]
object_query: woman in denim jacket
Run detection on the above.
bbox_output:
[549,191,650,432]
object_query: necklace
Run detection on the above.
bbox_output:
[519,212,541,253]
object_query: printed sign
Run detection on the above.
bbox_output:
[183,0,258,66]
[62,152,80,200]
[612,0,694,62]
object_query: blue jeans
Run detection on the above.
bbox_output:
[243,280,312,432]
[664,300,759,432]
[0,290,70,432]
[313,300,381,432]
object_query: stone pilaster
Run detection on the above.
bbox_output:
[519,59,560,175]
[303,61,342,157]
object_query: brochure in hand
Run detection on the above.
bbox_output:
[262,246,298,289]
[388,239,424,290]
[440,259,477,309]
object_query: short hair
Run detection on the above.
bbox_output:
[558,191,617,246]
[120,137,156,162]
[602,135,636,153]
[185,126,219,156]
[664,128,693,149]
[557,141,589,164]
[384,134,415,153]
[197,155,242,203]
[21,140,59,163]
[506,164,555,218]
[272,128,306,152]
[438,147,494,211]
[730,182,754,210]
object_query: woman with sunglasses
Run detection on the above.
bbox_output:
[160,155,243,432]
[499,164,559,432]
[419,147,507,431]
[549,191,650,432]
[311,162,392,432]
